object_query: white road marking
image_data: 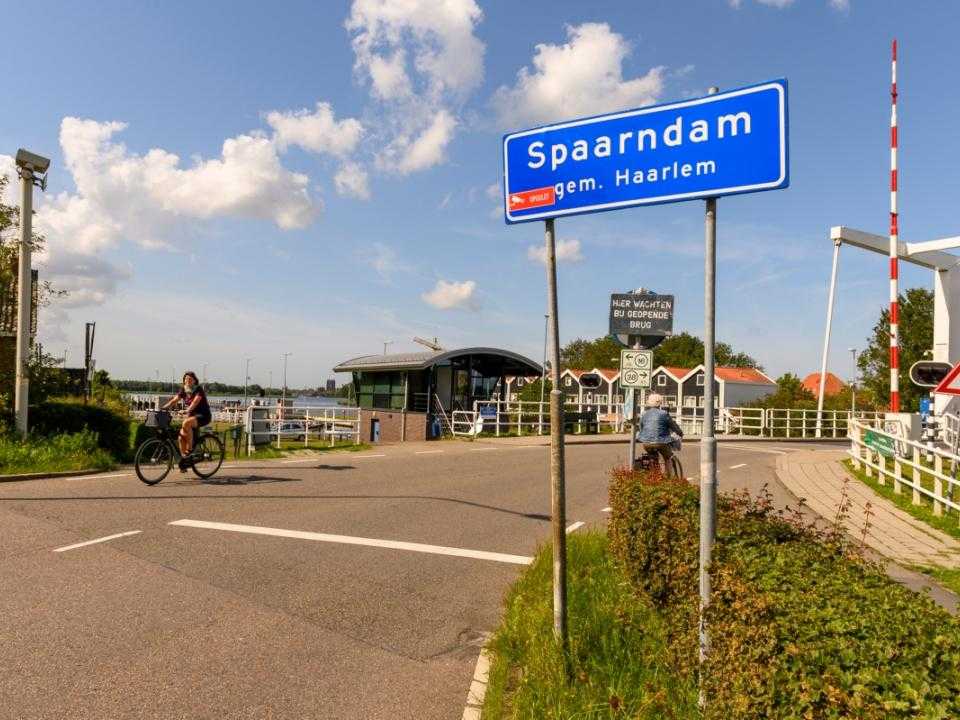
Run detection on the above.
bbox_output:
[415,450,444,455]
[601,507,612,513]
[169,519,533,565]
[462,645,491,720]
[280,457,323,464]
[720,444,787,455]
[354,454,386,458]
[469,447,498,452]
[565,521,585,534]
[65,472,131,482]
[729,463,748,469]
[53,530,142,553]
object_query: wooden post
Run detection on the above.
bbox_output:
[912,446,922,506]
[934,455,944,516]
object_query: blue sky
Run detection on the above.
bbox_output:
[1,0,958,389]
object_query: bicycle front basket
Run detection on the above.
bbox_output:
[145,410,171,428]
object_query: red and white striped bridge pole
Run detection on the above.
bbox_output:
[889,39,900,412]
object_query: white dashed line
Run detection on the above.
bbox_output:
[169,519,533,565]
[354,454,387,458]
[729,463,748,469]
[65,472,132,482]
[469,447,498,452]
[720,444,787,455]
[280,457,324,464]
[53,530,142,553]
[565,521,585,534]
[415,450,444,455]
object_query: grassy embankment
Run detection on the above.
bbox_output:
[483,531,698,719]
[844,458,960,595]
[486,467,960,719]
[0,430,114,476]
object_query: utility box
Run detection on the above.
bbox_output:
[884,412,922,443]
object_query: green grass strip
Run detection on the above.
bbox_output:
[483,531,697,719]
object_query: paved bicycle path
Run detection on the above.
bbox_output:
[775,450,960,569]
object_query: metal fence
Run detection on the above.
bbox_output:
[849,419,960,519]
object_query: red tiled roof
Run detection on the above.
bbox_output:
[596,368,619,381]
[715,367,775,385]
[661,366,692,379]
[802,372,844,397]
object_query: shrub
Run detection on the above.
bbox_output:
[0,430,113,475]
[29,400,131,461]
[608,467,960,719]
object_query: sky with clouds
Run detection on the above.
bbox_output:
[1,0,957,388]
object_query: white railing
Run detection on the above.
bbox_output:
[451,410,481,437]
[473,400,611,436]
[849,419,960,519]
[272,406,361,449]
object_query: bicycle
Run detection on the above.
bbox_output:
[634,436,684,479]
[135,410,225,485]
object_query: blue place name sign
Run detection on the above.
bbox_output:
[502,80,788,224]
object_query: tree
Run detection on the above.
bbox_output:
[559,332,761,371]
[518,378,552,402]
[560,336,623,370]
[858,287,933,412]
[747,373,816,409]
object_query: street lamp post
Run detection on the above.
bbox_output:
[13,149,50,437]
[383,341,394,355]
[282,353,292,406]
[242,358,251,407]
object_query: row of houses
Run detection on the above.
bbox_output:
[505,365,777,422]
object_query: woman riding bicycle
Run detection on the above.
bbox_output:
[636,392,683,478]
[162,371,212,470]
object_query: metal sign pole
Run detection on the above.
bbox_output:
[13,169,34,437]
[544,217,568,653]
[699,192,718,707]
[628,338,641,468]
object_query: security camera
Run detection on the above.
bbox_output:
[15,148,50,174]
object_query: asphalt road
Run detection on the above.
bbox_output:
[0,437,842,720]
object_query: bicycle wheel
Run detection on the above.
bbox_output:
[135,438,173,485]
[191,434,225,480]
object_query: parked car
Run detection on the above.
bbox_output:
[272,421,306,442]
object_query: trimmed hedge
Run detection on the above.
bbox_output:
[29,401,131,461]
[608,467,960,719]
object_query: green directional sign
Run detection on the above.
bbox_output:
[864,430,895,458]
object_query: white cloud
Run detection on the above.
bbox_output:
[334,162,371,199]
[346,0,485,100]
[493,23,665,128]
[485,182,500,201]
[266,101,364,157]
[380,109,457,174]
[0,155,18,207]
[366,242,412,281]
[527,238,584,265]
[422,279,477,310]
[346,0,484,174]
[731,0,848,8]
[54,117,317,241]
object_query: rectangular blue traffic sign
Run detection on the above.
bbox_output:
[502,80,788,223]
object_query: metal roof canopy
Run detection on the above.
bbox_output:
[333,346,543,375]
